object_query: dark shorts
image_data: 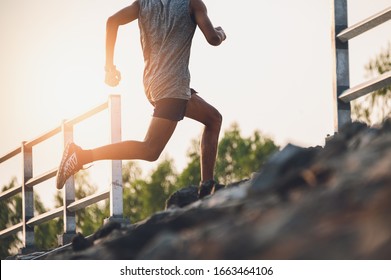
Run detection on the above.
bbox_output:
[153,98,188,121]
[152,89,197,122]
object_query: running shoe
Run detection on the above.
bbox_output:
[198,179,216,199]
[56,142,83,189]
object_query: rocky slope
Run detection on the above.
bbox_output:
[29,120,391,259]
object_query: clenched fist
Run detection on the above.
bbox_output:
[105,65,121,87]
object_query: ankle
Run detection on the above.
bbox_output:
[79,149,93,166]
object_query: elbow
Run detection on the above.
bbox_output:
[107,15,120,29]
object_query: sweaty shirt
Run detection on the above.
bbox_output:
[138,0,197,103]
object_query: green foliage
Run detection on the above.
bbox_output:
[122,161,147,222]
[352,42,391,125]
[215,123,279,184]
[176,124,279,186]
[122,159,179,223]
[33,195,61,251]
[54,170,110,236]
[74,171,109,236]
[146,158,177,211]
[0,178,60,259]
[0,178,22,259]
[132,159,177,221]
[176,138,201,187]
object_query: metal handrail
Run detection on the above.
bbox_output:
[0,95,124,252]
[332,1,391,131]
[339,71,391,103]
[0,147,21,164]
[337,6,391,42]
[67,190,110,213]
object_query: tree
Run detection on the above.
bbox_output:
[122,161,146,223]
[176,138,201,187]
[177,123,279,186]
[0,178,60,259]
[352,42,391,125]
[215,123,279,184]
[54,170,109,237]
[74,171,109,236]
[122,158,178,222]
[33,196,61,251]
[139,158,178,218]
[0,178,22,259]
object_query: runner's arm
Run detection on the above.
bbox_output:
[190,0,226,46]
[106,0,140,68]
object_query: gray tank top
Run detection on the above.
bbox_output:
[138,0,196,102]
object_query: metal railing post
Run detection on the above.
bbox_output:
[21,141,34,252]
[331,0,351,132]
[107,94,126,222]
[58,121,76,245]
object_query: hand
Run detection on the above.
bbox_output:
[105,65,121,87]
[215,26,227,42]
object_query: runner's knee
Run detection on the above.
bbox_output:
[143,141,164,162]
[207,109,222,131]
[145,147,162,162]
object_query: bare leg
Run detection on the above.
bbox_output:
[185,94,222,182]
[82,117,178,164]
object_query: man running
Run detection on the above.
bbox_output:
[56,0,226,199]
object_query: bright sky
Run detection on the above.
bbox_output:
[1,0,390,208]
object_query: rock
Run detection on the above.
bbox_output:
[71,221,122,252]
[249,144,321,197]
[165,185,199,209]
